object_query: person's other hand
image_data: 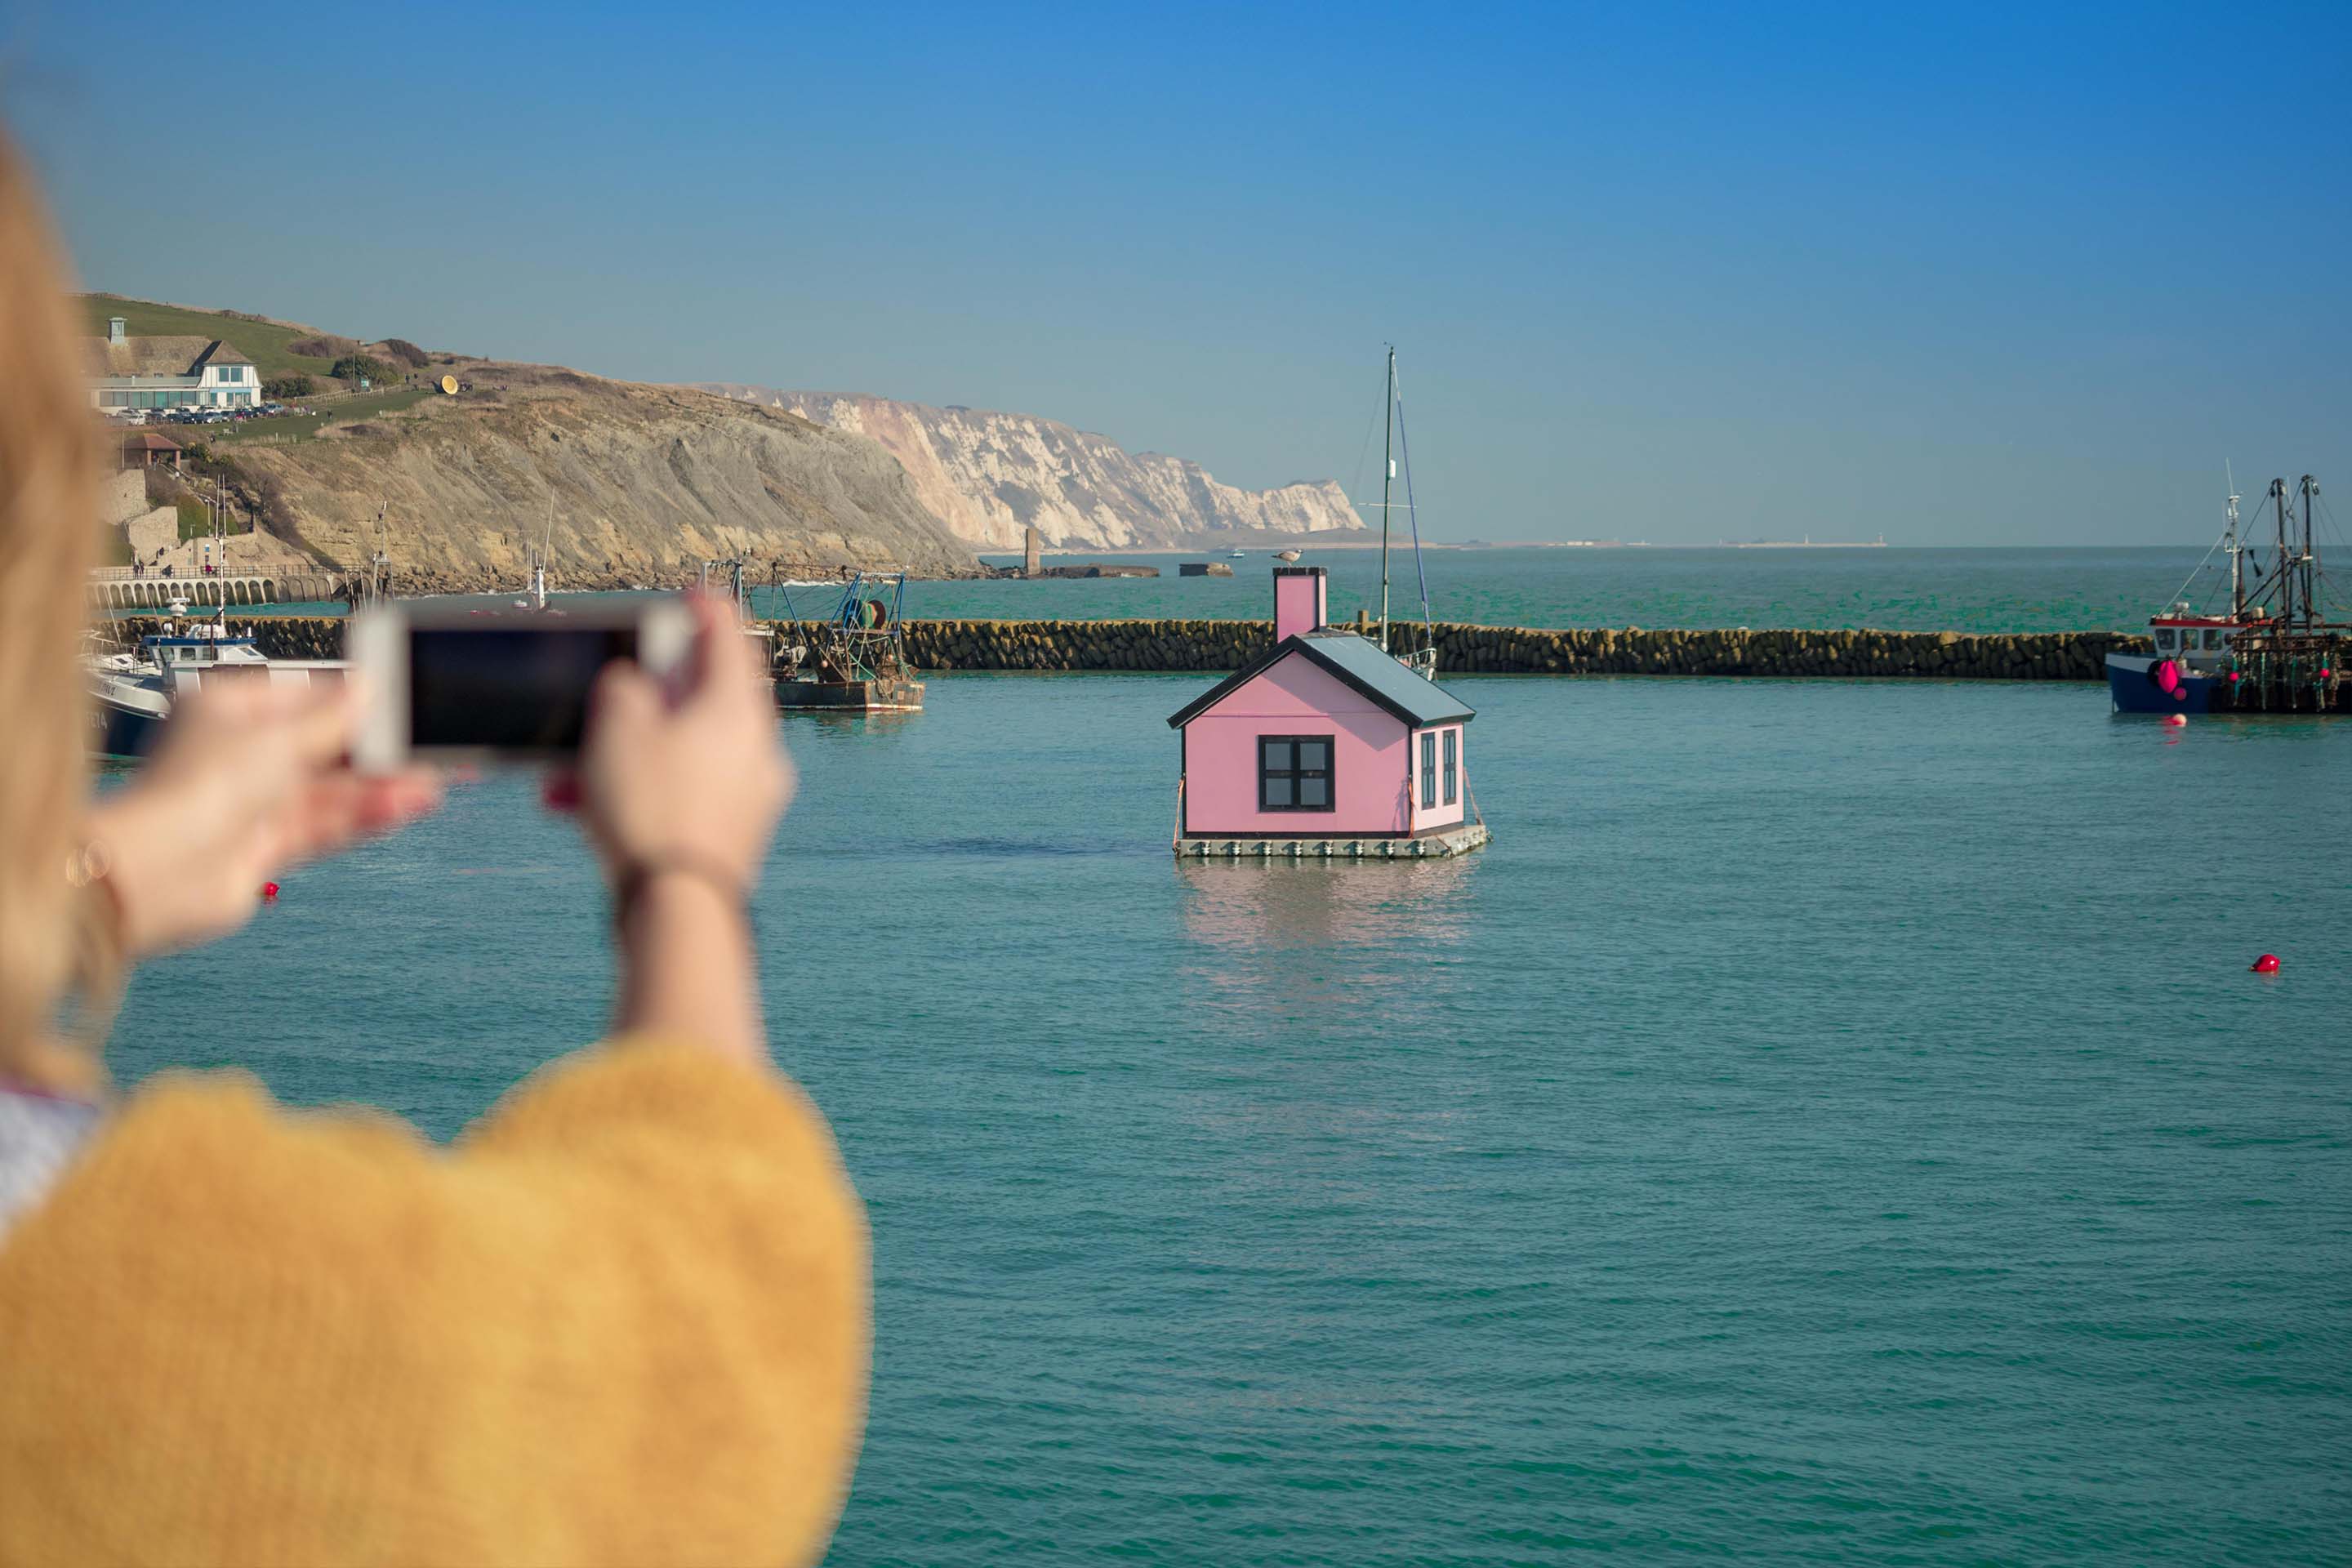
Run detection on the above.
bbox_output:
[90,679,442,956]
[569,595,792,889]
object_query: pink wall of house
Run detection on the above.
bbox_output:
[1183,651,1410,835]
[1406,724,1468,832]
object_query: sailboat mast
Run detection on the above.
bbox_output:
[1378,346,1396,653]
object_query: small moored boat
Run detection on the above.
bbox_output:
[772,572,925,712]
[84,616,349,760]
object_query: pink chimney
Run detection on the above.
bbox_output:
[1274,566,1327,642]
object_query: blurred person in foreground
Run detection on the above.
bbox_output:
[0,139,866,1565]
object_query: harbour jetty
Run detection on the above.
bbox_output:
[898,621,2149,679]
[122,616,2153,680]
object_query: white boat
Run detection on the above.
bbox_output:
[1227,550,1247,559]
[85,618,348,760]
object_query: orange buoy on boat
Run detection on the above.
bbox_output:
[2251,953,2280,973]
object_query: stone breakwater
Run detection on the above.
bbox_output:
[116,617,348,660]
[895,621,2150,679]
[115,617,2153,679]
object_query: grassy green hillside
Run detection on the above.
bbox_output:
[202,387,434,448]
[79,294,349,382]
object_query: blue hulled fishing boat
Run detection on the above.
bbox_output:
[2107,473,2348,715]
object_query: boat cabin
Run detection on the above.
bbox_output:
[136,627,345,697]
[141,632,265,667]
[2149,608,2243,671]
[1167,568,1487,858]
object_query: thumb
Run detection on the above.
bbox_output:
[587,659,663,745]
[287,675,360,766]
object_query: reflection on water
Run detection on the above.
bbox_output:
[1174,854,1481,956]
[781,707,922,740]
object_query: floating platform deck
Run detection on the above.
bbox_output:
[1175,822,1491,860]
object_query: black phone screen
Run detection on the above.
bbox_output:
[408,626,640,751]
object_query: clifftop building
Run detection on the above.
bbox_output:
[87,316,260,412]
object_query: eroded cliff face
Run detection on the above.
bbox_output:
[225,366,978,591]
[694,386,1367,551]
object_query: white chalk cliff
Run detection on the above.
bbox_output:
[693,386,1367,550]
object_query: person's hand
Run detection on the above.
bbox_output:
[568,594,792,889]
[89,679,442,956]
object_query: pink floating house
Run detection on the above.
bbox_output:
[1169,567,1489,858]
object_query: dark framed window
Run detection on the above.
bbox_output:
[1443,728,1457,806]
[1260,735,1334,812]
[1419,732,1437,810]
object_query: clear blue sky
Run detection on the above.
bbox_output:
[8,1,2346,543]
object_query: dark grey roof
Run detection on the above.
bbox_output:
[189,340,254,369]
[1167,628,1475,729]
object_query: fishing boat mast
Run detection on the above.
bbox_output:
[2299,474,2321,629]
[2270,478,2296,628]
[1378,345,1396,654]
[2224,465,2243,619]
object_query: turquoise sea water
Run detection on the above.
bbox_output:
[107,672,2352,1563]
[915,546,2228,633]
[244,546,2267,634]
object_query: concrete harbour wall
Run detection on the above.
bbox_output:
[119,617,2152,681]
[91,571,345,611]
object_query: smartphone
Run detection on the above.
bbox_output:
[350,599,693,769]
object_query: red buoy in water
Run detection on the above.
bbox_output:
[2251,953,2280,973]
[2163,713,2187,728]
[261,881,280,901]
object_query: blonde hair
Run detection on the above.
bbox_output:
[0,133,110,1089]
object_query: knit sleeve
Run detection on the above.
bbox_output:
[0,1037,869,1568]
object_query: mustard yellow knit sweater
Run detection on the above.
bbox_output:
[0,1038,868,1567]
